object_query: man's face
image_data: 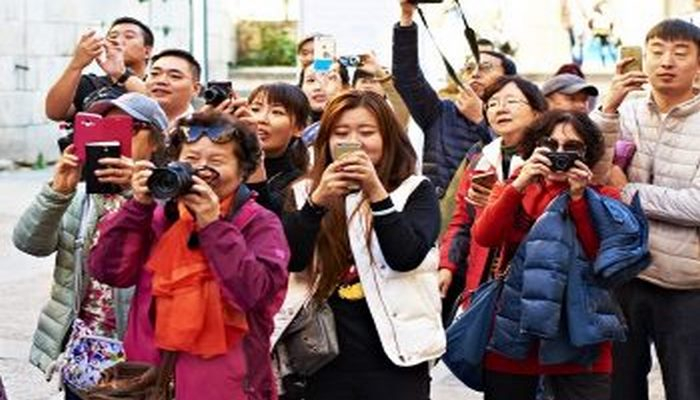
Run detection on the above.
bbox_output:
[645,38,700,96]
[468,53,506,98]
[107,23,151,67]
[147,56,200,119]
[298,40,314,68]
[547,91,590,113]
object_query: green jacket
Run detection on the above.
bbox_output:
[12,183,132,373]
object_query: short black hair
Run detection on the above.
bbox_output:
[477,38,494,48]
[352,69,375,87]
[483,75,548,114]
[519,110,605,167]
[110,17,154,47]
[481,51,518,76]
[646,18,700,53]
[297,61,350,88]
[151,49,201,82]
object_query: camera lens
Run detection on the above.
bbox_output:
[147,162,195,199]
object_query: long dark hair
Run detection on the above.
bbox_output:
[308,90,416,301]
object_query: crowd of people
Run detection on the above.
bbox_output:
[7,1,700,400]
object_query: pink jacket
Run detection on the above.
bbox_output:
[89,198,289,400]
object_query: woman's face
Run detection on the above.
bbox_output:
[178,136,242,199]
[301,64,344,112]
[328,106,383,165]
[485,82,539,144]
[545,122,586,182]
[249,93,298,158]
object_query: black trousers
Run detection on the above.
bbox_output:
[612,279,700,400]
[483,370,610,400]
[306,362,430,400]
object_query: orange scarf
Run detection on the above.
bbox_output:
[148,197,248,358]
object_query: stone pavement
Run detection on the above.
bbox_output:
[0,169,665,400]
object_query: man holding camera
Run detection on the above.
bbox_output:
[591,18,700,400]
[45,17,153,121]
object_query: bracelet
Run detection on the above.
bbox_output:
[115,68,134,86]
[306,197,327,215]
[376,73,393,83]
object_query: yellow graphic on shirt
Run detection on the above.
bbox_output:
[338,282,365,301]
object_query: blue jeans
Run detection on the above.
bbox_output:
[612,279,700,400]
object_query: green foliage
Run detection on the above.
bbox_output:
[237,26,296,67]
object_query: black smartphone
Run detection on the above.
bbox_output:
[84,141,121,194]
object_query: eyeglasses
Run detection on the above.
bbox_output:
[485,97,530,111]
[537,136,586,155]
[464,61,497,75]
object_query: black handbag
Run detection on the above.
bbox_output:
[278,300,339,377]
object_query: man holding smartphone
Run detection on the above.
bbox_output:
[591,19,700,400]
[45,17,153,122]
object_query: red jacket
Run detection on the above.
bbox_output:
[473,180,620,375]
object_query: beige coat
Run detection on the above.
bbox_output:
[592,93,700,289]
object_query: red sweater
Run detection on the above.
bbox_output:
[473,180,620,375]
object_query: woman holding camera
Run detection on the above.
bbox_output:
[247,83,311,215]
[281,91,443,399]
[471,110,630,400]
[439,76,547,313]
[88,111,290,399]
[12,93,168,399]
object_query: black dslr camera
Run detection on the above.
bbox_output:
[147,162,195,199]
[546,151,580,172]
[203,81,233,107]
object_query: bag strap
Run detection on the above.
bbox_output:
[415,1,481,91]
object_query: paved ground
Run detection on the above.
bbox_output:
[0,169,665,399]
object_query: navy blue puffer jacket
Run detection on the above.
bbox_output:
[489,189,650,365]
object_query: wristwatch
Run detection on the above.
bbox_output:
[115,68,134,86]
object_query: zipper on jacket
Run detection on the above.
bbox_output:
[367,260,405,363]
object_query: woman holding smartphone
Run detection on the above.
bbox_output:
[439,76,547,308]
[280,91,443,399]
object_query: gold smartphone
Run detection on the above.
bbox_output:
[620,46,643,74]
[332,141,362,160]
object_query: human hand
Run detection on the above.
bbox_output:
[131,160,155,205]
[399,0,416,26]
[70,30,104,70]
[335,151,388,203]
[310,160,358,208]
[567,160,593,200]
[51,145,81,195]
[512,147,552,192]
[438,268,453,298]
[466,180,492,208]
[95,156,134,188]
[181,175,221,229]
[96,38,126,82]
[455,85,484,124]
[601,58,648,114]
[608,165,629,189]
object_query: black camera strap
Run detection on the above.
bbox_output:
[415,0,480,91]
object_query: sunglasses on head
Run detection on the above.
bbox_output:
[537,136,586,155]
[179,124,236,144]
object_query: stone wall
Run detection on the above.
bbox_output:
[0,0,235,164]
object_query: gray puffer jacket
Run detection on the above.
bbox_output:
[12,183,132,373]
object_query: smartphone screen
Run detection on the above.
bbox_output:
[84,141,121,194]
[471,171,497,189]
[619,46,643,74]
[313,35,336,72]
